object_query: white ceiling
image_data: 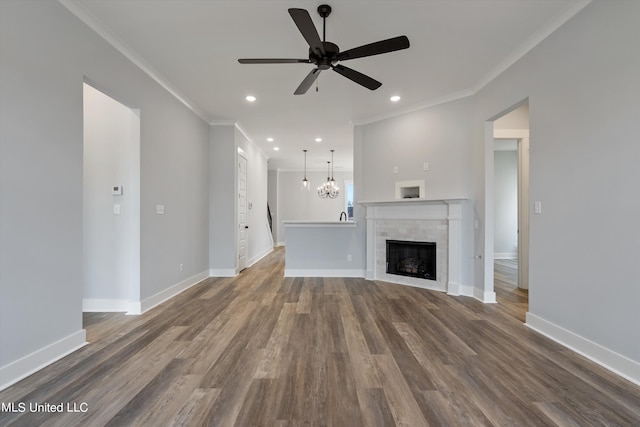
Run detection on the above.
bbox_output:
[63,0,587,171]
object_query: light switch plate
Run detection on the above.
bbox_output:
[156,205,165,215]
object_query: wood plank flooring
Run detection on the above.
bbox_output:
[1,249,639,426]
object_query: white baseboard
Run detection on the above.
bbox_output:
[473,287,497,303]
[276,242,285,247]
[284,269,364,278]
[83,298,130,312]
[248,246,273,267]
[127,270,209,315]
[494,253,517,259]
[526,312,640,386]
[0,330,87,392]
[209,268,237,277]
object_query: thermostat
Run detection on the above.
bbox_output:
[112,185,123,195]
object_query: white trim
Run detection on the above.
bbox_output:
[127,270,209,315]
[494,253,517,259]
[58,0,209,122]
[355,2,590,126]
[0,330,87,391]
[526,313,640,386]
[275,242,286,247]
[248,246,274,267]
[394,180,425,200]
[210,268,238,277]
[472,0,592,94]
[284,269,364,278]
[473,287,497,303]
[378,273,446,293]
[353,89,474,125]
[83,298,129,312]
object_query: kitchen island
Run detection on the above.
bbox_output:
[282,220,363,277]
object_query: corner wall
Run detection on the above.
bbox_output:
[473,1,640,381]
[0,1,210,389]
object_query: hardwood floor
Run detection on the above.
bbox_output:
[494,258,528,322]
[1,248,639,426]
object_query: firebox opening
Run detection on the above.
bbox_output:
[386,240,436,280]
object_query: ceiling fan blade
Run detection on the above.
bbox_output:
[238,58,311,64]
[288,8,325,56]
[332,64,381,90]
[294,68,321,95]
[336,35,410,61]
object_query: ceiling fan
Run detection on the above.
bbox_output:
[238,4,410,95]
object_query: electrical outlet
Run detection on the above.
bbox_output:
[423,162,429,171]
[347,254,352,262]
[179,263,184,272]
[393,166,398,174]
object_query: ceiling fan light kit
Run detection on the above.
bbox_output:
[238,4,410,95]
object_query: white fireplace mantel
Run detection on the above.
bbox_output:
[359,198,468,296]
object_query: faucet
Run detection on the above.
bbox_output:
[339,211,347,221]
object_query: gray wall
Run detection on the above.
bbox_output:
[493,150,518,258]
[209,125,237,274]
[276,170,353,244]
[473,1,640,363]
[356,98,475,290]
[358,97,474,201]
[268,170,279,243]
[83,83,140,305]
[0,1,209,384]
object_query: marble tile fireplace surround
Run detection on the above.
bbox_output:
[361,198,467,295]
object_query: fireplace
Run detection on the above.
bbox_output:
[386,240,436,280]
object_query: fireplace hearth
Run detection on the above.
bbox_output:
[386,240,436,280]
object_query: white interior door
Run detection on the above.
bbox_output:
[238,154,248,271]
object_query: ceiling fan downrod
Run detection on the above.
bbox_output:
[317,4,331,42]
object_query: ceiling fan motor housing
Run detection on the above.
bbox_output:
[310,42,339,70]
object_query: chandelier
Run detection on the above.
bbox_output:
[318,150,339,199]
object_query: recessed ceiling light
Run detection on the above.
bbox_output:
[315,137,323,143]
[390,95,401,102]
[266,137,274,142]
[245,95,256,102]
[273,146,280,151]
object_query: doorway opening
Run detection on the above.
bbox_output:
[485,99,530,317]
[82,82,140,315]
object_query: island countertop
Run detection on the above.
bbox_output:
[282,220,356,227]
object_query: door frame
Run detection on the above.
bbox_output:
[494,129,530,289]
[237,151,248,272]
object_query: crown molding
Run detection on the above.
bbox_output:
[59,0,210,123]
[471,0,592,93]
[356,0,591,126]
[352,89,474,126]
